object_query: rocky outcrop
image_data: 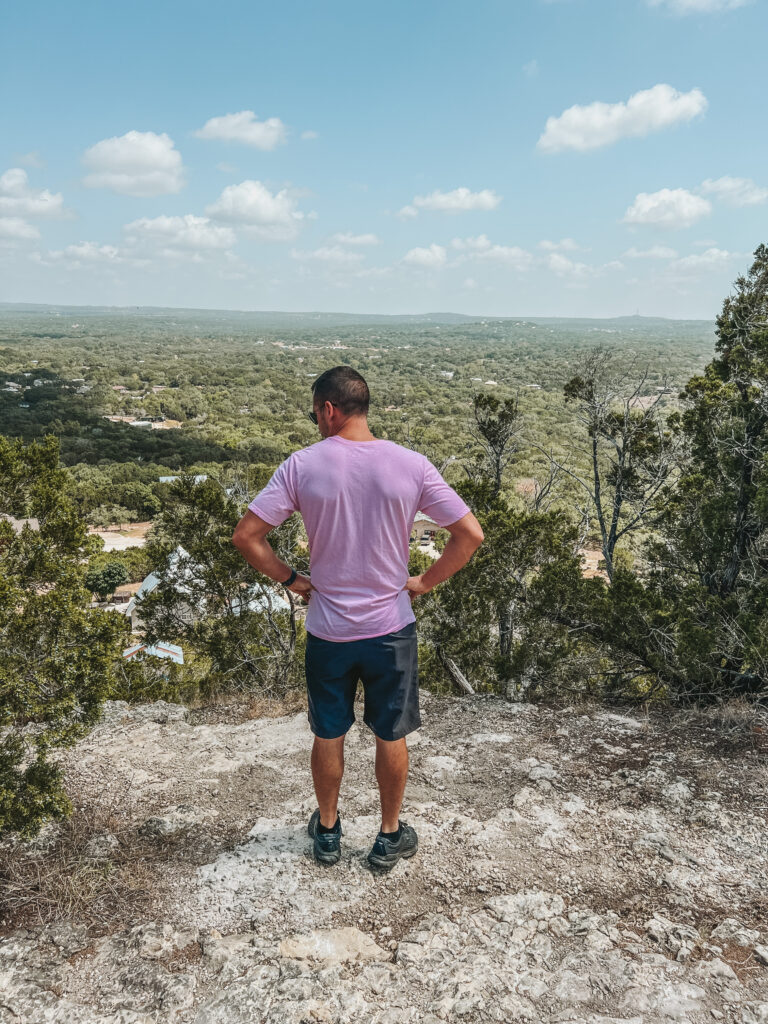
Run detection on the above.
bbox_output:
[1,693,766,1022]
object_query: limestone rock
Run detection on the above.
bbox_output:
[712,918,761,947]
[279,927,390,963]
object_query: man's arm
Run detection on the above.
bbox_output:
[232,510,313,602]
[404,510,484,600]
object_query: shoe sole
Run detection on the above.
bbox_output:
[367,840,418,870]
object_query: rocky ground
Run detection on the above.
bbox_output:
[1,691,767,1023]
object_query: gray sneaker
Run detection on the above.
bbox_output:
[308,808,342,865]
[366,820,418,870]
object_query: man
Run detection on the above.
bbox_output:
[232,366,483,870]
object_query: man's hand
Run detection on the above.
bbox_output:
[404,574,432,602]
[286,573,314,604]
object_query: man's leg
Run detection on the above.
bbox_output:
[311,734,345,828]
[375,735,409,833]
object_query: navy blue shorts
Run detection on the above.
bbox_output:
[305,621,420,741]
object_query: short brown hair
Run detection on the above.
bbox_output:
[312,366,370,416]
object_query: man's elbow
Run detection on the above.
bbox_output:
[231,520,248,552]
[454,515,484,551]
[470,523,484,550]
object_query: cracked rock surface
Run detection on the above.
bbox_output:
[1,692,767,1022]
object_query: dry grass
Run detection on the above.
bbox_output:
[244,689,307,721]
[186,686,307,726]
[0,775,172,935]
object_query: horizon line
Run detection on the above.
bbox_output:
[0,301,714,324]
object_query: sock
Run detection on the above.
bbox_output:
[380,823,401,841]
[318,815,340,834]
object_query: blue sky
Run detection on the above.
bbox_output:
[1,0,765,318]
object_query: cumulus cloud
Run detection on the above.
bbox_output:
[623,188,711,228]
[34,241,124,267]
[647,0,748,13]
[671,247,738,272]
[699,176,768,206]
[624,245,678,258]
[330,232,379,246]
[290,246,364,264]
[546,253,594,280]
[205,180,305,240]
[402,244,447,268]
[300,130,319,140]
[398,187,501,218]
[125,214,236,250]
[82,131,184,196]
[0,168,65,218]
[194,111,287,150]
[546,253,624,283]
[537,238,583,252]
[451,235,533,270]
[538,84,707,153]
[0,217,40,240]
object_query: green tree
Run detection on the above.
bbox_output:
[646,244,768,699]
[138,473,308,697]
[0,435,128,837]
[85,560,130,600]
[553,348,680,582]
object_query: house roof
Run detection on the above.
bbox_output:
[123,641,184,665]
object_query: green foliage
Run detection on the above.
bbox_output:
[109,653,198,705]
[515,246,768,705]
[137,474,309,698]
[0,435,128,838]
[642,244,768,701]
[85,560,129,599]
[414,467,578,699]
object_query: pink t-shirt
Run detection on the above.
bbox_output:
[248,436,471,641]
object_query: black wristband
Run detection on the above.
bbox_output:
[281,568,298,587]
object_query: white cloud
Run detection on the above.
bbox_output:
[537,237,582,252]
[671,247,737,272]
[397,204,418,220]
[398,187,501,218]
[477,245,533,269]
[125,214,236,250]
[301,130,319,140]
[624,245,678,258]
[0,168,65,218]
[0,217,40,240]
[522,59,539,78]
[83,131,184,196]
[699,176,768,206]
[205,180,305,240]
[194,111,287,150]
[546,253,624,282]
[35,241,124,267]
[450,234,493,250]
[647,0,748,13]
[547,253,594,280]
[538,83,707,153]
[290,246,364,265]
[330,232,379,246]
[450,234,534,270]
[402,244,447,268]
[623,188,711,228]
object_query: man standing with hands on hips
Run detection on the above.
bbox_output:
[232,366,483,869]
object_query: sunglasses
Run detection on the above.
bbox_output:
[308,402,338,425]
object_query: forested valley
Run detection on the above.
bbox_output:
[3,245,768,837]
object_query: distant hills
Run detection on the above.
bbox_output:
[0,303,712,329]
